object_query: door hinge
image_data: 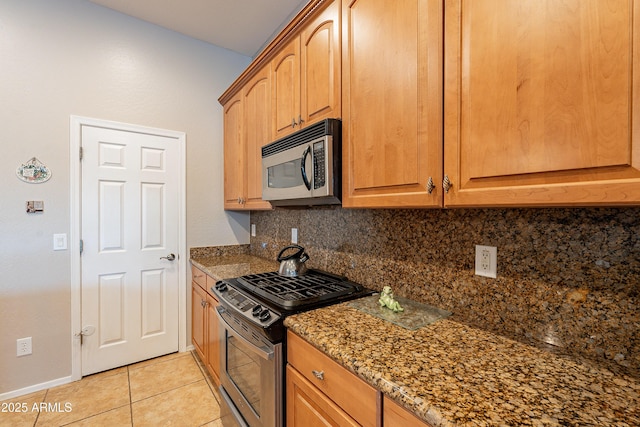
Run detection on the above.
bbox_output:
[79,146,83,161]
[79,239,84,254]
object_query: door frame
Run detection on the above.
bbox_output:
[69,115,188,381]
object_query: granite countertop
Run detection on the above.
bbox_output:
[284,302,639,427]
[190,254,278,281]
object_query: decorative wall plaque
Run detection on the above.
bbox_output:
[16,157,51,183]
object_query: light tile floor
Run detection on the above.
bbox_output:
[1,352,223,427]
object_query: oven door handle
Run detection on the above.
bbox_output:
[216,306,275,361]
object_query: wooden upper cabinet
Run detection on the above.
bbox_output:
[301,0,341,127]
[272,0,341,139]
[342,0,443,208]
[272,38,301,138]
[444,0,640,206]
[223,68,273,211]
[223,92,244,209]
[243,66,273,210]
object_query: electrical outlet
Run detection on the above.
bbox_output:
[475,245,497,278]
[291,228,298,244]
[251,224,256,237]
[17,337,32,357]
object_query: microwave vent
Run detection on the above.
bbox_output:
[262,119,341,157]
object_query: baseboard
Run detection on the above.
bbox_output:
[0,375,75,401]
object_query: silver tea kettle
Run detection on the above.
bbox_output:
[277,245,309,277]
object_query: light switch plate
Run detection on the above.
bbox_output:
[53,233,67,251]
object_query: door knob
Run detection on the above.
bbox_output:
[160,253,176,261]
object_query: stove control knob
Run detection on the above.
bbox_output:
[259,310,271,322]
[251,305,263,317]
[215,282,228,292]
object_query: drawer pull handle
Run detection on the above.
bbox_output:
[312,370,324,380]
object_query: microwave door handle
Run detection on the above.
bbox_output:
[300,146,312,190]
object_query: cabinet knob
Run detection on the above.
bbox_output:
[426,177,435,194]
[311,370,324,380]
[443,175,452,194]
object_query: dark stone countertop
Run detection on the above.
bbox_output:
[285,302,640,426]
[190,254,278,282]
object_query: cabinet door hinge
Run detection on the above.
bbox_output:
[79,146,83,161]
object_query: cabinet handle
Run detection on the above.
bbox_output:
[311,370,324,380]
[426,177,435,194]
[298,115,304,125]
[443,175,452,194]
[201,300,206,307]
[292,118,297,128]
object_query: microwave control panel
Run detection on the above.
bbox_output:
[313,141,325,189]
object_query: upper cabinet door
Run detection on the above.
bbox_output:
[243,66,273,210]
[342,0,443,208]
[300,0,341,127]
[444,0,640,207]
[223,93,244,209]
[272,38,301,139]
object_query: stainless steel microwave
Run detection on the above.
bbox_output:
[262,119,341,206]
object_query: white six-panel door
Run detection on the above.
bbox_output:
[80,125,180,376]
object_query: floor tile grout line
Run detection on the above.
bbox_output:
[127,352,189,373]
[127,365,133,426]
[57,404,131,427]
[32,389,47,426]
[130,377,207,405]
[189,351,221,406]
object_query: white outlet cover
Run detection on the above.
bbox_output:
[291,228,298,244]
[17,337,32,356]
[475,245,497,278]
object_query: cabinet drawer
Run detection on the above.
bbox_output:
[191,265,207,288]
[287,331,378,427]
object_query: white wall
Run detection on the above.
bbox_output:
[0,0,250,395]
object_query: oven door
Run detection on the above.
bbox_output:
[217,306,282,427]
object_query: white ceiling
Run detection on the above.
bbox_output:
[89,0,309,57]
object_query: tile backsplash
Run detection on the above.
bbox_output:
[250,207,639,377]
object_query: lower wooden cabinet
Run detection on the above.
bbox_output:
[287,331,378,427]
[383,396,432,427]
[191,281,207,362]
[205,291,220,384]
[287,330,435,427]
[286,365,360,427]
[191,265,221,385]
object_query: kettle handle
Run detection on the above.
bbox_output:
[277,245,306,262]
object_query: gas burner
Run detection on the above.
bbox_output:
[235,270,362,309]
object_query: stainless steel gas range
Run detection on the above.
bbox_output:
[212,269,372,427]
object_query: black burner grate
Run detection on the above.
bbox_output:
[236,270,358,309]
